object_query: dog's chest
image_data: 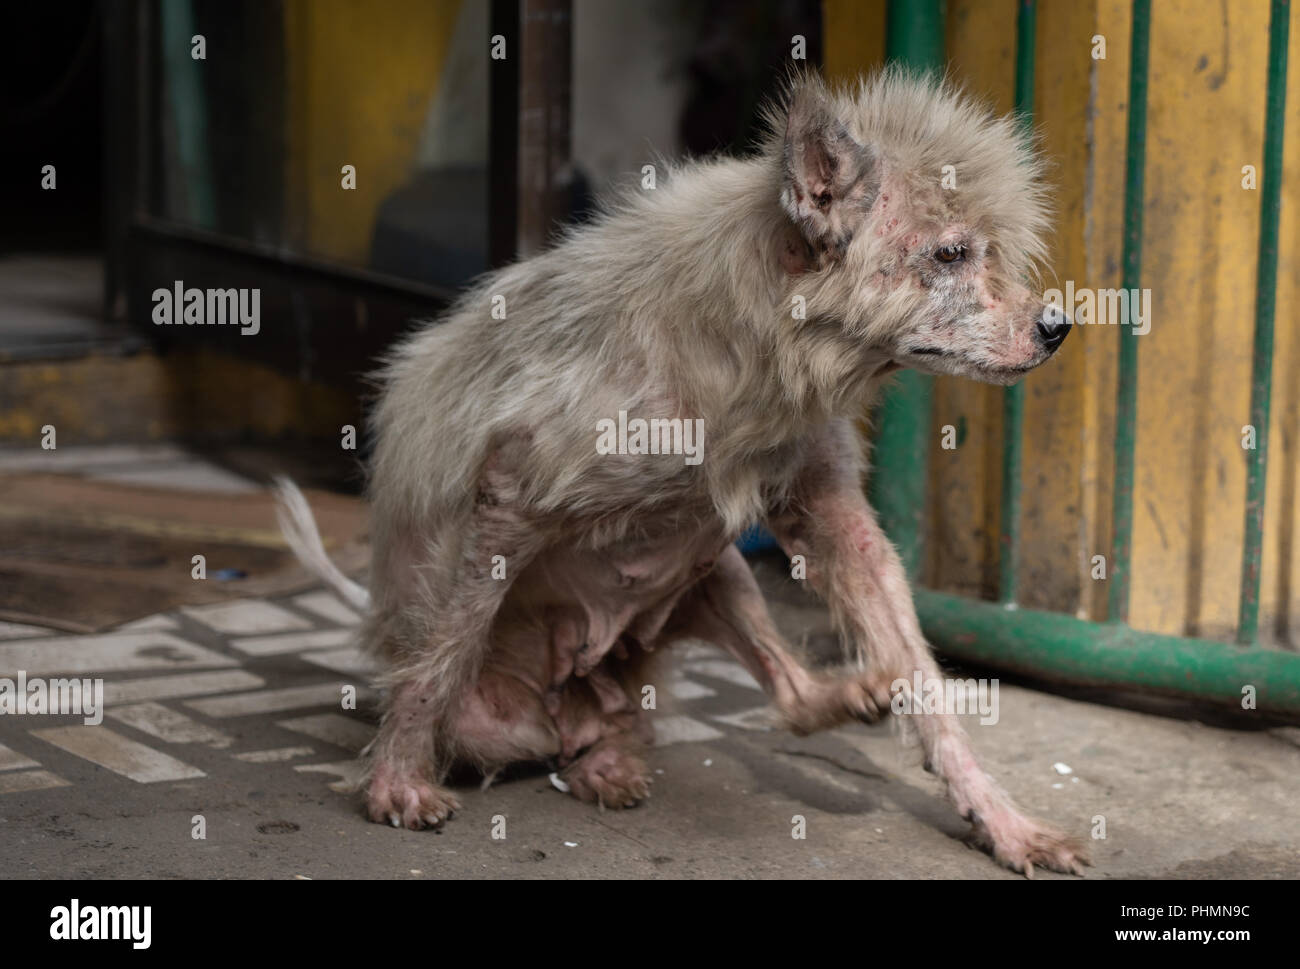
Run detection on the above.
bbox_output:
[499,435,809,670]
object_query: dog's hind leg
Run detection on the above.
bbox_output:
[557,724,655,809]
[552,651,657,809]
[364,440,549,829]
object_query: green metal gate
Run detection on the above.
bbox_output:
[871,0,1300,717]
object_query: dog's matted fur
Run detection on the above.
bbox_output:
[277,68,1084,875]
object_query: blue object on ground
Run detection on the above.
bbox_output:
[736,525,780,555]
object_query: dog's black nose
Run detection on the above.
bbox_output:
[1036,304,1072,351]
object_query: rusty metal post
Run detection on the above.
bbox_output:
[489,0,572,265]
[516,0,572,257]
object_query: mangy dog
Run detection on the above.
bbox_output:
[276,69,1084,875]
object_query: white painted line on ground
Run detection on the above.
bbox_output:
[294,760,362,793]
[681,659,762,692]
[0,769,71,794]
[230,629,354,656]
[674,639,718,661]
[33,726,205,782]
[117,614,179,632]
[301,647,375,677]
[109,702,233,748]
[234,746,316,763]
[290,592,361,626]
[668,675,717,700]
[183,600,313,636]
[0,632,237,677]
[0,621,53,640]
[710,707,775,731]
[185,683,369,718]
[0,742,40,771]
[276,714,372,753]
[104,670,265,706]
[653,715,725,746]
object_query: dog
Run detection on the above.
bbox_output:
[276,68,1084,876]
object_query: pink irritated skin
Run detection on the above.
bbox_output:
[363,421,1086,875]
[351,74,1082,873]
[360,441,549,830]
[366,740,461,829]
[766,422,1089,877]
[363,485,725,826]
[858,182,1056,383]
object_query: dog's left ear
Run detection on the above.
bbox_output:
[780,81,878,257]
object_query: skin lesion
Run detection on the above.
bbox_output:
[305,72,1080,873]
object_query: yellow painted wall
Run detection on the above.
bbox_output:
[282,0,462,264]
[825,0,1300,648]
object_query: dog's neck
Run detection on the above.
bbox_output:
[668,161,893,430]
[575,154,895,453]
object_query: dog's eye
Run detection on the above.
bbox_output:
[934,245,966,264]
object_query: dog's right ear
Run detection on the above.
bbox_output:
[780,80,878,257]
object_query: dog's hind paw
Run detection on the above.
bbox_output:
[560,741,652,809]
[366,765,461,830]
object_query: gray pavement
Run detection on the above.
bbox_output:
[2,556,1298,879]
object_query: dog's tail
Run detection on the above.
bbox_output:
[272,475,371,611]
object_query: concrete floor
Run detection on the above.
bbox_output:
[1,451,1297,879]
[2,572,1298,879]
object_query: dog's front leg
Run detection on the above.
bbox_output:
[767,421,1089,876]
[663,544,888,733]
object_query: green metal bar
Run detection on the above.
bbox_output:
[871,0,944,580]
[1106,0,1151,623]
[998,0,1037,605]
[884,0,945,68]
[871,373,933,579]
[916,588,1300,717]
[1237,0,1290,645]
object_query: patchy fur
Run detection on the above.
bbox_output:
[277,69,1082,876]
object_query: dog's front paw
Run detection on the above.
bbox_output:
[842,670,896,725]
[366,764,461,830]
[969,810,1091,877]
[778,669,893,734]
[560,742,652,809]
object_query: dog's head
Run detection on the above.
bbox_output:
[773,69,1067,386]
